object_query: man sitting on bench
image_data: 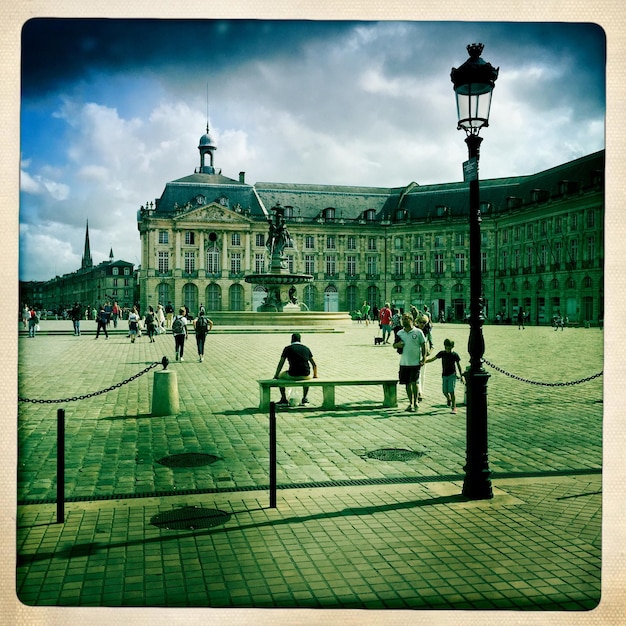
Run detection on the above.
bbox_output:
[273,333,318,406]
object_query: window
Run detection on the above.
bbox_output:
[413,254,424,275]
[367,237,376,251]
[158,230,169,244]
[554,242,562,264]
[514,248,520,269]
[555,217,562,234]
[583,276,593,288]
[346,255,357,276]
[113,279,118,287]
[481,252,487,273]
[323,207,335,220]
[185,231,195,245]
[364,209,376,221]
[367,256,377,275]
[231,233,241,246]
[570,239,579,261]
[434,235,444,248]
[526,224,533,239]
[124,279,130,287]
[326,235,336,249]
[455,232,465,246]
[414,234,424,248]
[230,253,242,274]
[254,253,265,273]
[206,245,220,273]
[502,229,509,244]
[540,221,547,236]
[586,210,595,228]
[255,233,265,247]
[526,246,533,268]
[158,251,169,273]
[305,235,315,249]
[184,251,195,274]
[124,267,130,276]
[566,277,576,289]
[347,236,356,250]
[286,255,294,273]
[434,253,444,274]
[540,245,547,267]
[514,226,520,241]
[586,236,595,261]
[112,267,119,275]
[455,253,466,273]
[571,214,578,230]
[501,250,508,270]
[394,237,403,250]
[326,255,336,275]
[394,255,404,275]
[305,254,315,274]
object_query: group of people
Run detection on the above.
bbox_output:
[21,305,40,338]
[273,304,463,414]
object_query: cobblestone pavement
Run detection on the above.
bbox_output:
[10,320,617,623]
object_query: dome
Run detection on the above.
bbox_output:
[198,130,217,148]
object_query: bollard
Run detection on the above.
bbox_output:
[151,369,180,416]
[57,408,65,524]
[269,401,277,508]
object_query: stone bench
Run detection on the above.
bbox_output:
[258,378,398,411]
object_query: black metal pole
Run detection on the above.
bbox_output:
[57,408,65,523]
[269,401,277,508]
[462,134,493,500]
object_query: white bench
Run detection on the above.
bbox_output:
[258,378,398,411]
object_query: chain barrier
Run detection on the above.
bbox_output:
[482,358,603,387]
[18,357,169,404]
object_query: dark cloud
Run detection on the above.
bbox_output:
[21,18,357,98]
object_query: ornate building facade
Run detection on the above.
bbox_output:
[137,127,604,325]
[20,222,135,314]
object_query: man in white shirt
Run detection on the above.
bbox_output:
[393,313,427,412]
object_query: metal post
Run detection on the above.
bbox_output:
[269,401,277,508]
[462,134,493,500]
[57,408,65,523]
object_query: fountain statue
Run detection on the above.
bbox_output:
[245,203,313,312]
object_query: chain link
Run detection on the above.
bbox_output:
[18,360,164,404]
[482,358,603,387]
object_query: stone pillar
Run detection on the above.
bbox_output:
[151,370,179,416]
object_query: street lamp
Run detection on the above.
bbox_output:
[451,43,499,500]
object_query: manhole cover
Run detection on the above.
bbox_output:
[364,448,425,461]
[156,453,220,468]
[150,506,231,530]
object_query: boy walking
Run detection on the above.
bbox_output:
[425,338,463,414]
[393,313,427,412]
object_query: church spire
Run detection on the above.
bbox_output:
[81,220,93,270]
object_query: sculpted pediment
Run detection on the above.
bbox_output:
[173,203,252,224]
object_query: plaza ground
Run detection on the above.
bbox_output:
[9,319,620,624]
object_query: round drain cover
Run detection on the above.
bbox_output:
[365,448,424,461]
[150,506,231,530]
[156,452,220,468]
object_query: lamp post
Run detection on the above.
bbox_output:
[451,43,499,500]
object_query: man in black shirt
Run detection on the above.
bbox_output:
[273,333,318,406]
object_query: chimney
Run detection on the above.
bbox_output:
[239,171,246,184]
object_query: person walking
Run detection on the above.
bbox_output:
[172,308,189,361]
[273,332,318,406]
[21,305,29,330]
[111,301,121,328]
[194,310,213,362]
[71,302,82,336]
[393,313,427,412]
[379,302,392,344]
[95,305,109,339]
[156,304,166,333]
[165,301,174,328]
[424,338,464,414]
[517,308,526,330]
[128,306,140,342]
[145,306,157,342]
[27,306,38,338]
[361,301,371,326]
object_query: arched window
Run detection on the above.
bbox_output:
[229,283,244,311]
[206,243,220,274]
[183,283,198,316]
[550,278,559,290]
[206,283,221,311]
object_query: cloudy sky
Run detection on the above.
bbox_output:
[19,19,606,282]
